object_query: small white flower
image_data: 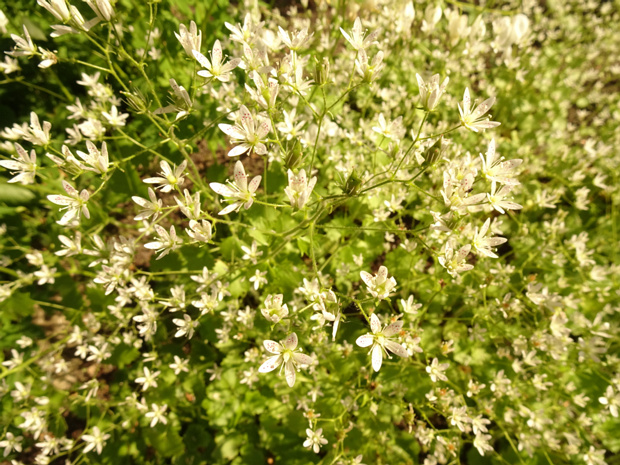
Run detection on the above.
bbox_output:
[487,181,522,214]
[360,266,397,300]
[439,241,474,277]
[143,160,187,193]
[472,218,507,258]
[458,87,501,132]
[284,169,317,209]
[81,426,110,455]
[145,403,168,428]
[340,17,379,50]
[0,431,24,457]
[135,367,160,391]
[599,385,619,418]
[261,294,289,324]
[426,357,450,382]
[0,143,37,184]
[132,188,163,221]
[192,40,240,83]
[210,161,261,215]
[172,314,198,339]
[47,180,90,225]
[175,21,201,58]
[416,74,449,111]
[75,140,109,174]
[356,313,409,372]
[303,427,328,454]
[186,220,212,243]
[145,225,183,260]
[258,333,314,387]
[218,105,271,157]
[480,139,521,186]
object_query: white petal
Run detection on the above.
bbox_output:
[370,313,381,334]
[385,340,409,358]
[371,344,383,372]
[263,340,282,354]
[356,334,374,348]
[283,332,298,350]
[258,355,282,373]
[293,353,313,366]
[383,320,403,337]
[285,359,296,387]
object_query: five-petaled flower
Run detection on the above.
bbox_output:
[143,160,187,193]
[0,143,37,184]
[303,427,328,453]
[210,160,261,215]
[458,87,500,132]
[192,39,240,83]
[47,180,90,225]
[258,332,314,387]
[360,265,397,300]
[356,313,409,372]
[218,105,271,157]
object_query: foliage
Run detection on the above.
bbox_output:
[0,0,619,464]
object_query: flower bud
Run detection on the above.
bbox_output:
[423,136,445,167]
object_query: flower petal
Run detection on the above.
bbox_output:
[258,355,282,373]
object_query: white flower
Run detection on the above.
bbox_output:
[186,220,212,243]
[132,188,163,221]
[47,180,90,225]
[438,241,473,277]
[422,4,442,33]
[210,161,261,215]
[599,385,619,417]
[284,169,317,209]
[8,26,37,58]
[37,0,71,22]
[426,357,449,382]
[372,114,404,140]
[218,105,271,157]
[169,355,189,375]
[145,403,168,427]
[0,143,37,184]
[56,232,83,257]
[84,0,114,21]
[175,21,201,58]
[480,139,521,186]
[472,218,507,258]
[154,79,193,120]
[75,140,109,174]
[0,431,23,457]
[400,295,422,314]
[416,74,449,111]
[258,333,314,387]
[261,294,289,324]
[24,112,52,146]
[143,160,187,193]
[81,426,110,455]
[278,26,314,50]
[101,105,128,127]
[340,17,379,50]
[145,225,183,260]
[360,266,397,300]
[473,433,494,456]
[487,181,522,214]
[356,313,409,372]
[135,367,160,391]
[172,314,198,339]
[241,240,262,264]
[303,427,328,453]
[192,40,240,83]
[458,88,500,132]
